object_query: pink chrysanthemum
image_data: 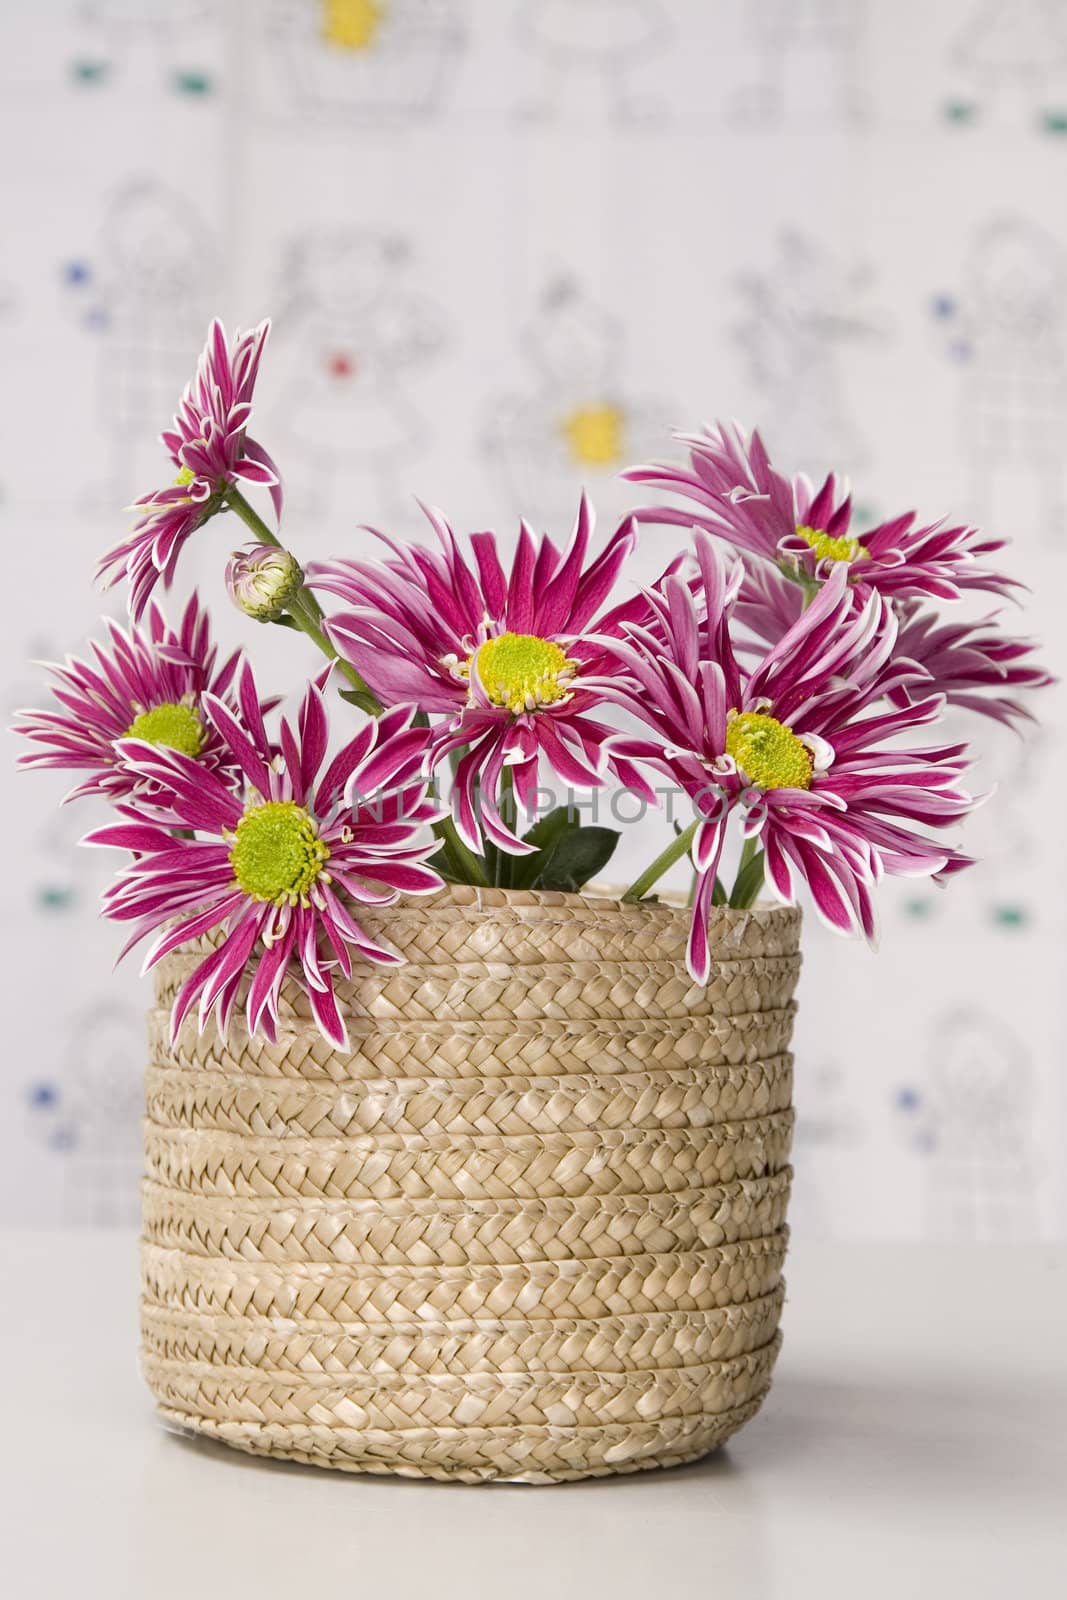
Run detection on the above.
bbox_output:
[310,496,655,851]
[730,555,1052,731]
[14,595,243,802]
[97,320,282,619]
[84,665,442,1049]
[597,533,975,980]
[889,603,1055,730]
[626,421,1017,603]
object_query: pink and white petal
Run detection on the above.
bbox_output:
[307,975,349,1051]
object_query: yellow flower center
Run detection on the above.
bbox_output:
[561,404,625,466]
[725,711,813,791]
[795,523,869,564]
[473,632,576,715]
[321,0,385,50]
[125,700,205,758]
[173,465,196,488]
[229,801,331,905]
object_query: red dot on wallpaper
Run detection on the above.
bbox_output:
[327,352,356,378]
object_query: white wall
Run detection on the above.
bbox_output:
[1,0,1064,1237]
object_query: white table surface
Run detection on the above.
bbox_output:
[1,1234,1064,1600]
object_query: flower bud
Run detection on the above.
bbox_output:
[226,544,304,622]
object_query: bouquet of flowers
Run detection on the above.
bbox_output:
[16,320,1051,1047]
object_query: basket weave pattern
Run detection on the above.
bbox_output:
[141,887,800,1482]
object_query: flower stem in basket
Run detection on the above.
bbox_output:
[728,836,766,909]
[622,818,700,903]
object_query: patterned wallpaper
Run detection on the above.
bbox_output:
[1,0,1064,1237]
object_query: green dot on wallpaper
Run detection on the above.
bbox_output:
[70,59,109,86]
[992,904,1030,929]
[36,885,76,912]
[173,70,214,98]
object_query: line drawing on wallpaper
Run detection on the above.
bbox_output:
[28,809,106,918]
[966,721,1046,931]
[788,1057,863,1237]
[933,217,1067,539]
[892,710,1047,934]
[71,0,223,97]
[266,227,447,533]
[731,229,888,481]
[25,1002,144,1226]
[515,0,671,124]
[729,0,867,127]
[262,0,466,124]
[895,1010,1037,1242]
[483,277,672,532]
[945,0,1067,134]
[64,179,216,511]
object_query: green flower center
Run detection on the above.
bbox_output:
[125,700,205,758]
[795,524,869,564]
[173,465,196,487]
[473,632,576,714]
[726,711,813,791]
[229,801,331,905]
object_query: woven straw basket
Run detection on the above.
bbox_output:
[141,885,800,1483]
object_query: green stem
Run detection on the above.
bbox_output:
[729,836,766,909]
[484,767,518,890]
[623,818,700,903]
[221,485,382,713]
[437,814,490,888]
[222,485,490,885]
[222,481,285,548]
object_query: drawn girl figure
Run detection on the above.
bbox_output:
[950,0,1067,133]
[69,180,213,508]
[268,228,446,530]
[73,0,221,95]
[26,1003,145,1226]
[732,0,867,126]
[936,219,1067,537]
[516,0,670,123]
[732,229,886,481]
[484,277,671,531]
[897,1011,1037,1241]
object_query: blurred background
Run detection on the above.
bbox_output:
[0,0,1064,1239]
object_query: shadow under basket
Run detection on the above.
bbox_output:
[140,886,801,1483]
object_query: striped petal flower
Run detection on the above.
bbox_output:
[310,495,656,852]
[14,594,244,802]
[97,319,282,619]
[626,421,1018,603]
[83,664,443,1050]
[889,603,1054,730]
[596,532,975,980]
[729,557,1053,730]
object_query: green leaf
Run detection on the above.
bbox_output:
[426,845,461,884]
[530,823,620,893]
[507,806,578,888]
[337,686,380,714]
[505,807,621,893]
